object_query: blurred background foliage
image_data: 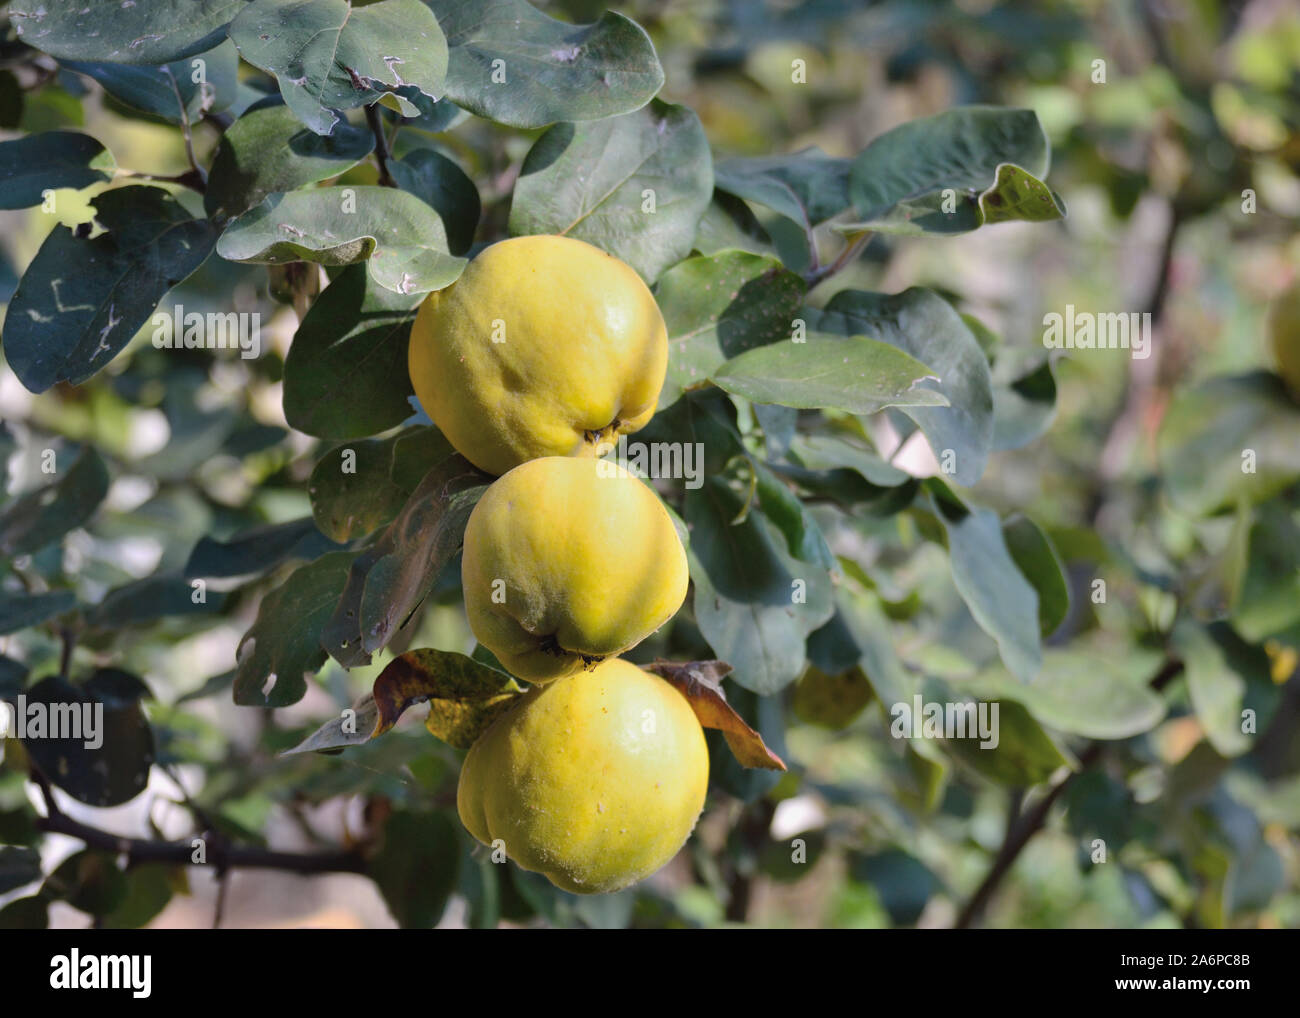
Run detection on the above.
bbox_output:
[1,0,1299,928]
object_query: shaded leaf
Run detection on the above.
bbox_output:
[1002,513,1070,637]
[0,131,114,209]
[2,186,216,393]
[205,98,374,218]
[0,447,109,556]
[509,99,712,283]
[429,0,663,128]
[0,590,76,636]
[369,810,458,928]
[0,846,41,895]
[655,250,805,407]
[810,288,994,486]
[939,694,1069,786]
[86,573,227,628]
[645,659,785,770]
[21,670,154,808]
[62,39,239,125]
[714,148,851,236]
[184,517,335,578]
[281,694,380,755]
[321,455,489,667]
[389,147,479,255]
[233,550,355,707]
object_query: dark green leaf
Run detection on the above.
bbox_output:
[229,0,447,135]
[2,186,216,393]
[1002,514,1070,637]
[215,185,465,295]
[389,147,479,255]
[0,846,41,894]
[850,849,941,926]
[21,671,155,808]
[929,491,1041,683]
[233,550,355,707]
[61,39,239,124]
[811,288,994,486]
[509,100,713,282]
[86,573,227,628]
[0,447,110,556]
[714,148,851,235]
[654,250,805,407]
[0,131,114,209]
[0,590,76,636]
[184,517,333,578]
[939,695,1069,786]
[205,98,374,218]
[369,810,459,928]
[283,264,423,437]
[429,0,663,128]
[686,473,833,695]
[10,0,244,65]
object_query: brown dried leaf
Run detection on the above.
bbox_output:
[645,659,786,770]
[372,648,524,749]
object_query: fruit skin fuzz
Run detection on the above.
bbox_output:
[407,234,668,477]
[457,658,709,894]
[460,455,689,683]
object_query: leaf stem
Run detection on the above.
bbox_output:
[366,103,398,187]
[804,232,871,288]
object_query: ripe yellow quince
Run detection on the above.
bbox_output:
[461,456,689,682]
[457,658,709,894]
[407,234,668,477]
[1269,279,1300,400]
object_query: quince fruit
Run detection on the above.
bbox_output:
[407,234,668,476]
[462,455,688,682]
[457,658,708,894]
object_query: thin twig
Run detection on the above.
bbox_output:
[804,232,871,288]
[163,67,206,192]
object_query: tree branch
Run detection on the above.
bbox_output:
[33,805,367,876]
[952,656,1185,929]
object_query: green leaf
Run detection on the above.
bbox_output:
[283,264,422,437]
[428,0,663,128]
[102,865,177,929]
[850,849,941,927]
[1001,514,1070,637]
[0,847,41,895]
[389,147,479,256]
[0,131,115,209]
[308,427,455,542]
[321,454,489,667]
[229,0,447,136]
[86,573,227,628]
[686,473,833,695]
[44,850,128,915]
[692,191,774,258]
[215,185,466,295]
[654,250,805,408]
[712,336,947,415]
[0,447,110,556]
[61,39,240,125]
[929,491,1042,684]
[10,0,244,64]
[967,648,1167,739]
[1231,504,1300,640]
[369,810,459,928]
[714,148,851,236]
[509,99,713,283]
[843,106,1062,236]
[21,670,155,808]
[811,288,994,486]
[205,98,375,219]
[0,590,76,636]
[938,695,1069,786]
[785,434,911,487]
[233,550,355,707]
[1158,372,1300,516]
[992,355,1058,451]
[1173,623,1263,759]
[280,694,380,755]
[1,186,216,393]
[184,517,334,578]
